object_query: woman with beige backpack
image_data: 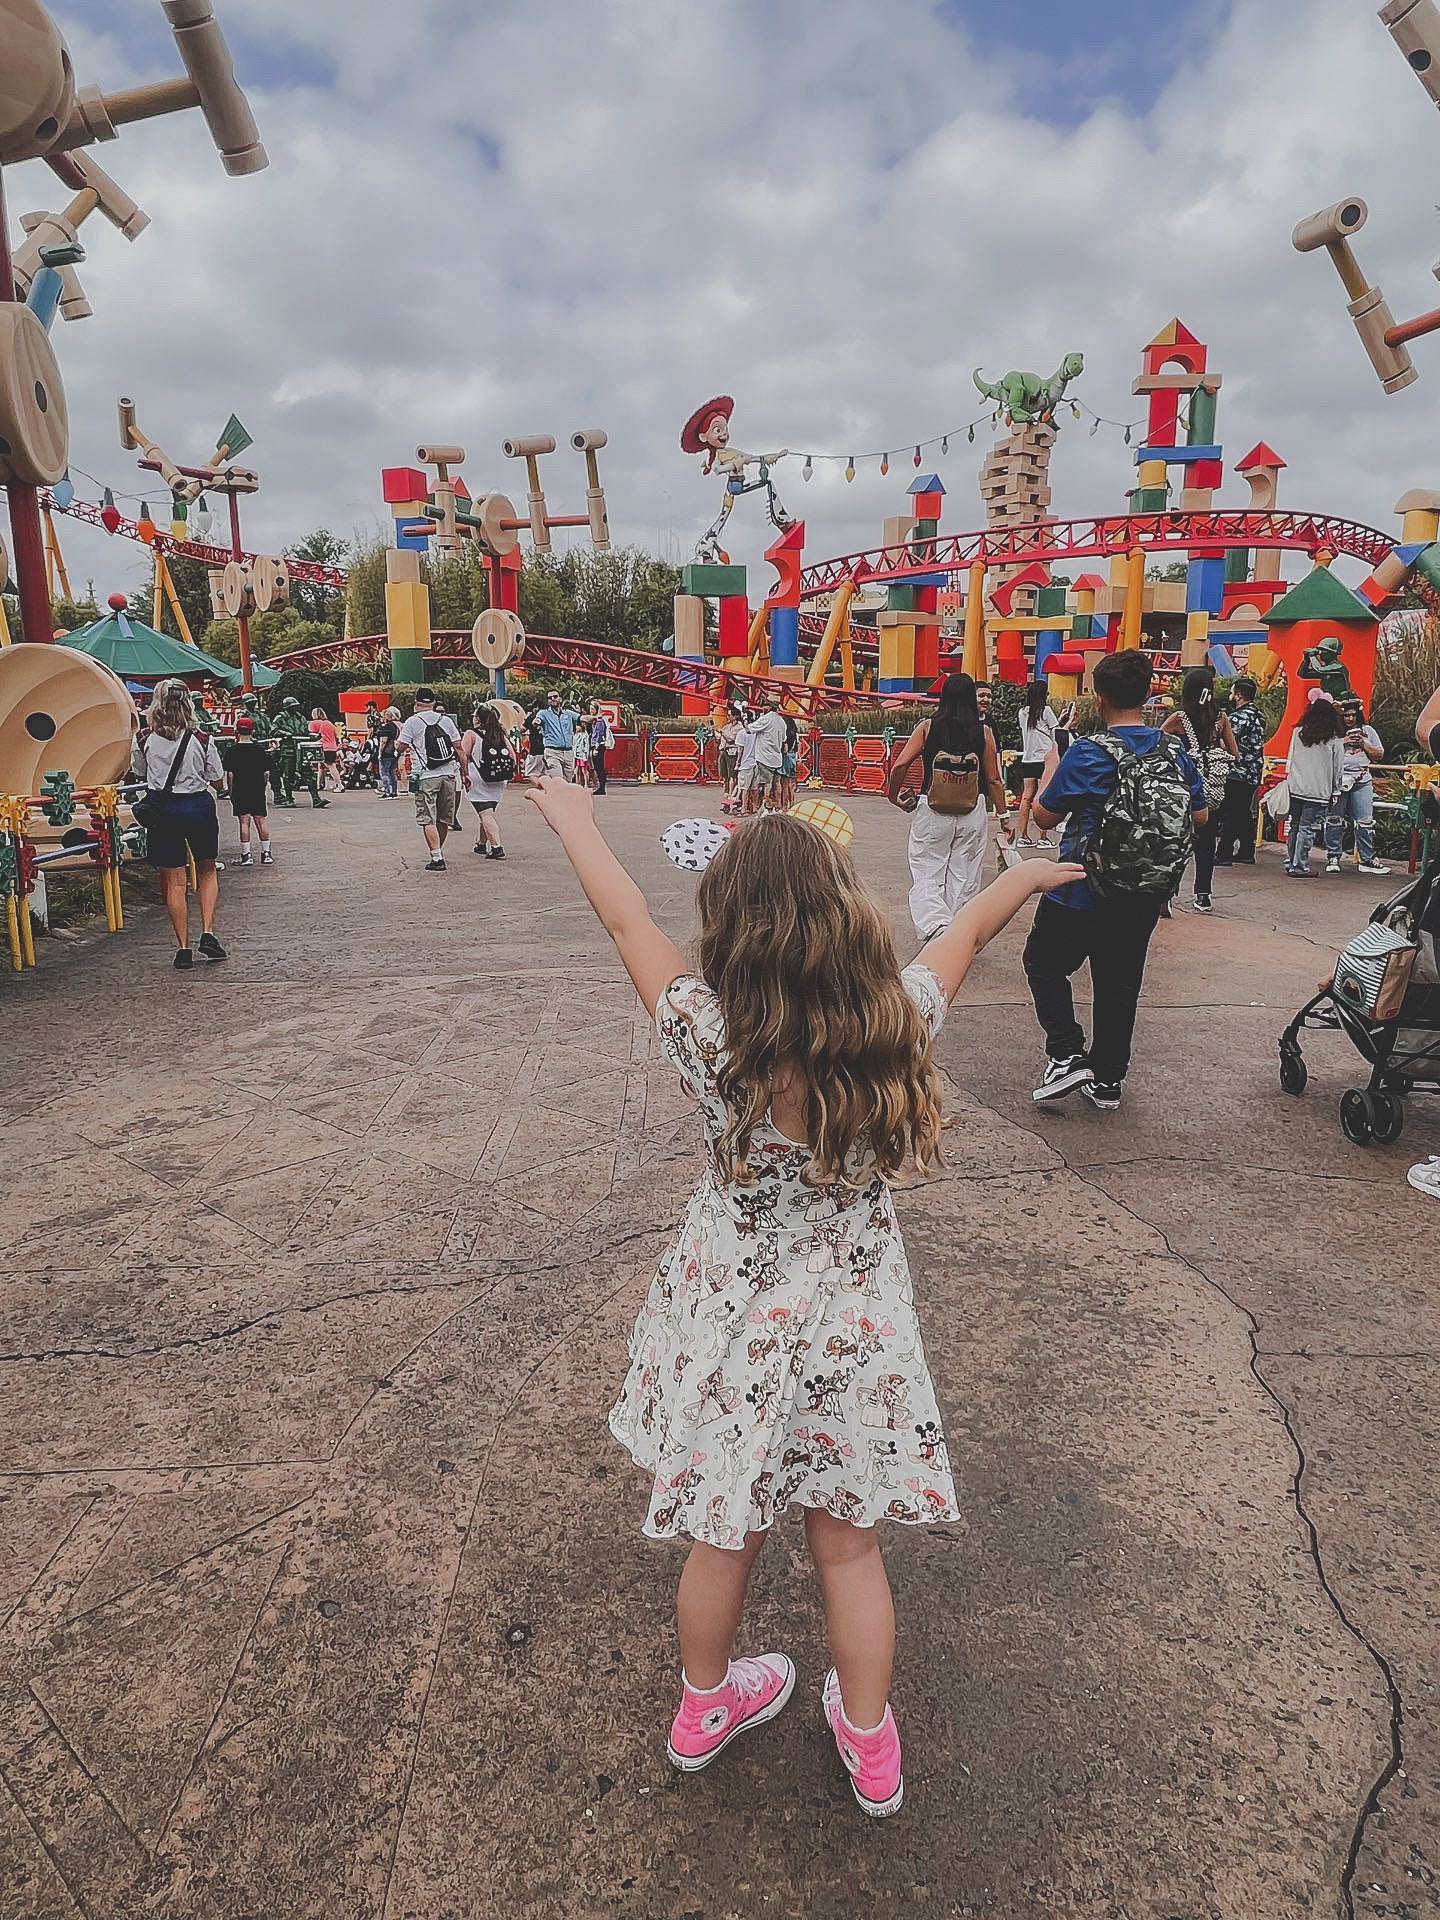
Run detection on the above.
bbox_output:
[887,673,1014,939]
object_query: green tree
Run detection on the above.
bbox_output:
[285,528,349,630]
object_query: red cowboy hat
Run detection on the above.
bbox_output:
[681,394,734,455]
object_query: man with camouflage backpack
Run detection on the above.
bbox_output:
[1023,649,1209,1112]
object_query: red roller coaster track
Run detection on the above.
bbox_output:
[71,493,1415,709]
[42,492,350,590]
[796,509,1399,598]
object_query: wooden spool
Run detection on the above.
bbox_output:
[477,491,520,557]
[491,697,526,737]
[0,305,69,486]
[0,643,132,795]
[220,559,255,618]
[471,609,526,670]
[250,555,289,613]
[0,1,76,166]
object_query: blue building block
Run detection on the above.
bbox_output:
[1394,542,1428,566]
[877,677,914,693]
[1207,644,1237,676]
[1034,629,1065,674]
[907,473,946,497]
[769,604,799,667]
[897,570,949,589]
[1185,556,1226,615]
[1134,444,1222,467]
[396,523,431,552]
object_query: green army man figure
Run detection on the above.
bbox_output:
[269,697,329,808]
[1298,635,1354,703]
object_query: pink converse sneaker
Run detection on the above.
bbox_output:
[666,1653,796,1772]
[821,1667,904,1816]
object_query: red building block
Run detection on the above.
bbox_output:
[1187,459,1224,491]
[717,595,749,657]
[383,466,428,505]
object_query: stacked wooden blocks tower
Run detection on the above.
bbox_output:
[979,421,1057,614]
[675,561,749,716]
[381,465,433,686]
[1127,319,1227,668]
[764,522,806,684]
[877,476,947,693]
[1210,444,1290,675]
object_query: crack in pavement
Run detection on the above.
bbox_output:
[965,1086,1406,1920]
[0,1224,676,1367]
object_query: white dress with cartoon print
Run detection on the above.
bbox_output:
[609,966,959,1548]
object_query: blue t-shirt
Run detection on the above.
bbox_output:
[1039,726,1208,910]
[539,706,579,749]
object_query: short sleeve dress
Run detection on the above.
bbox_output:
[609,965,960,1549]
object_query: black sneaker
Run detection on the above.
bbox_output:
[173,947,194,970]
[1082,1081,1123,1111]
[487,846,505,859]
[198,932,227,962]
[1212,857,1233,868]
[1032,1055,1093,1103]
[426,857,446,872]
[1193,893,1213,914]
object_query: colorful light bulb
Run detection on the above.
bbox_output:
[136,502,158,546]
[52,472,74,510]
[880,454,889,476]
[100,487,122,535]
[803,455,813,481]
[845,457,855,483]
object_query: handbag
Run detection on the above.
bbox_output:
[1333,921,1420,1021]
[1180,714,1234,809]
[132,729,193,831]
[927,750,981,815]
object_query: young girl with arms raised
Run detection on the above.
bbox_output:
[527,778,1080,1816]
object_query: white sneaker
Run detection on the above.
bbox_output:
[260,847,273,864]
[1406,1156,1440,1199]
[1325,860,1340,874]
[1358,861,1391,877]
[1033,1055,1093,1103]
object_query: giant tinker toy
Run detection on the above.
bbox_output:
[0,1,265,774]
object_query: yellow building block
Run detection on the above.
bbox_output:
[878,621,916,686]
[1137,459,1168,490]
[385,578,432,653]
[1182,609,1210,668]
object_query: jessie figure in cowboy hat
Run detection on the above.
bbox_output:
[681,394,794,561]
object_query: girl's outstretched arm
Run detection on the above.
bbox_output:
[526,778,687,1016]
[919,859,1086,1002]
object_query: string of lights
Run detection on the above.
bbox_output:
[782,395,1150,482]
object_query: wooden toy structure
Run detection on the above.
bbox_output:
[117,397,285,691]
[0,0,267,652]
[379,434,610,691]
[1292,4,1440,391]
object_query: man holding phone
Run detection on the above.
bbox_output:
[1326,698,1389,876]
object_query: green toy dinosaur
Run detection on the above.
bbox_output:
[973,352,1085,427]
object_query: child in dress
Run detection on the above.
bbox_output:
[527,777,1080,1816]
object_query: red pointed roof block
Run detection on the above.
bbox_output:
[1236,442,1286,473]
[1072,572,1108,592]
[1147,318,1202,349]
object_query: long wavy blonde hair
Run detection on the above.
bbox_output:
[145,678,198,741]
[695,815,944,1188]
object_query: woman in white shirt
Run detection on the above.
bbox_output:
[1014,681,1059,847]
[130,679,228,969]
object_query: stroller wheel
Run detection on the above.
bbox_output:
[1340,1089,1375,1146]
[1371,1092,1405,1145]
[1279,1046,1308,1096]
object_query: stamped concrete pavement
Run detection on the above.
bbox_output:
[2,783,1434,1920]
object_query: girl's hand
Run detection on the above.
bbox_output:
[525,776,595,835]
[1030,861,1086,893]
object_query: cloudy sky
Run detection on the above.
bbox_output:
[14,0,1440,612]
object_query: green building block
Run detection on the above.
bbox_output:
[390,647,428,687]
[680,563,748,599]
[1035,586,1069,617]
[1131,487,1169,512]
[1224,547,1250,583]
[886,584,916,612]
[910,519,938,543]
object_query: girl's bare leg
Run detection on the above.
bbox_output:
[804,1506,894,1729]
[676,1531,768,1687]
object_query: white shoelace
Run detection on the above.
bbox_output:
[729,1658,774,1701]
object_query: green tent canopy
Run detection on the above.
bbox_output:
[63,606,280,688]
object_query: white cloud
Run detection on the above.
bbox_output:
[13,0,1440,616]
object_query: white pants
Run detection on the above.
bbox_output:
[908,797,990,939]
[543,748,575,781]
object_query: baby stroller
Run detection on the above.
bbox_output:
[1278,851,1440,1143]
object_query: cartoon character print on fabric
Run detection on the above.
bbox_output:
[716,1422,747,1483]
[744,1360,784,1429]
[825,1308,896,1369]
[704,1494,745,1549]
[685,1368,741,1427]
[857,1373,912,1431]
[747,1302,799,1364]
[750,1468,776,1519]
[801,1367,855,1420]
[825,1488,867,1525]
[651,1458,707,1533]
[855,1436,902,1500]
[672,1351,692,1385]
[911,1420,949,1472]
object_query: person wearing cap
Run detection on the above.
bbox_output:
[222,716,278,866]
[395,691,464,871]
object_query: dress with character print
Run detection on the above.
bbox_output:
[609,965,960,1548]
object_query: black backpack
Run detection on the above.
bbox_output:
[479,737,515,783]
[1082,732,1196,902]
[422,720,454,769]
